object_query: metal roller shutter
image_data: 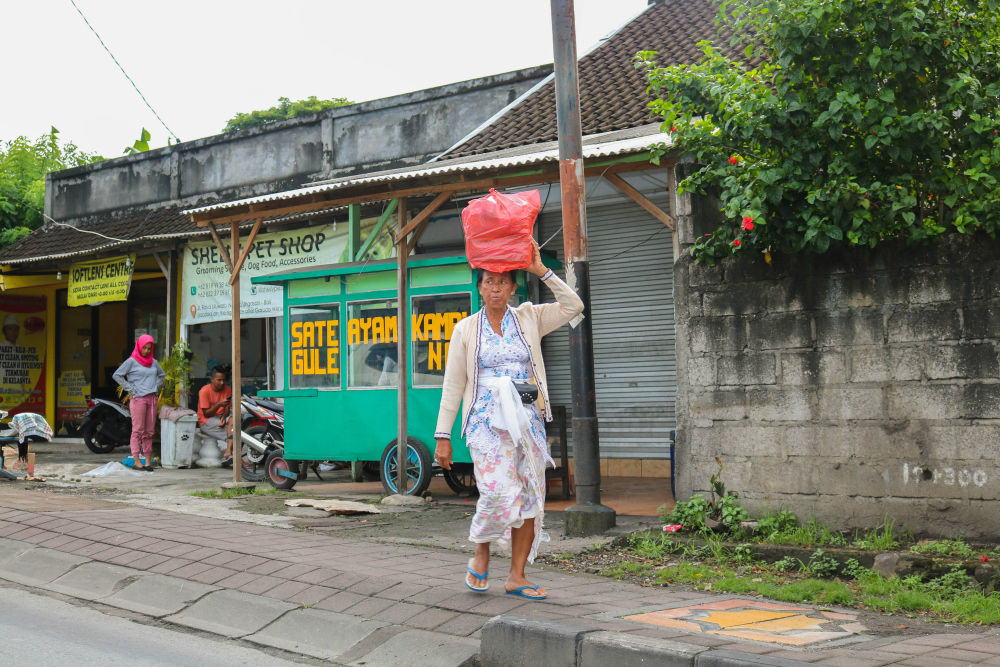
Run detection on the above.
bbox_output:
[538,194,676,459]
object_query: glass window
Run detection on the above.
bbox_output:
[411,293,471,387]
[289,304,340,389]
[347,300,399,388]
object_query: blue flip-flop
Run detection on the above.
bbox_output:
[466,559,489,593]
[506,584,546,600]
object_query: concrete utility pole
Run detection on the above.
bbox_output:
[550,0,616,536]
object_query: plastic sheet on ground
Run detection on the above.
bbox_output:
[284,498,380,514]
[81,462,151,477]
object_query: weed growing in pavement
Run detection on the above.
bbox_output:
[589,536,1000,625]
[910,539,977,559]
[661,495,710,531]
[803,549,840,578]
[187,487,298,500]
[851,518,900,551]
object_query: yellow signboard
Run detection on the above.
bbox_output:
[68,255,135,307]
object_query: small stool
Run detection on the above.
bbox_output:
[195,432,225,468]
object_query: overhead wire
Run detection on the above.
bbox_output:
[0,188,131,243]
[69,0,181,143]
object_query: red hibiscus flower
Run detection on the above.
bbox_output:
[733,239,742,247]
[982,555,992,562]
[728,155,739,165]
[742,216,754,230]
[670,126,678,132]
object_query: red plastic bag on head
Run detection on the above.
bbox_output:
[462,188,540,273]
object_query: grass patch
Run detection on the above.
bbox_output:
[590,532,1000,625]
[910,539,977,559]
[188,486,297,500]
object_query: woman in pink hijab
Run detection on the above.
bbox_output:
[112,334,166,470]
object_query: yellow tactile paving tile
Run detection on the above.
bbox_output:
[624,598,864,647]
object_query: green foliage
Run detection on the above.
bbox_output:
[755,516,849,548]
[663,494,711,530]
[223,96,355,133]
[0,127,103,239]
[635,0,1000,265]
[773,556,798,572]
[123,127,152,155]
[804,549,840,577]
[159,341,192,408]
[851,517,900,550]
[756,510,799,538]
[910,539,977,558]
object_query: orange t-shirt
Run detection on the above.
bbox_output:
[198,384,232,426]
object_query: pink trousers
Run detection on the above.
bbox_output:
[129,394,157,460]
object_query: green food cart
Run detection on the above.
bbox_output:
[252,251,559,496]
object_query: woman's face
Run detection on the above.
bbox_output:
[478,271,515,310]
[141,343,153,357]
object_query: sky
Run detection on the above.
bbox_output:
[0,0,649,158]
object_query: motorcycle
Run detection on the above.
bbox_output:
[239,395,284,482]
[78,397,131,454]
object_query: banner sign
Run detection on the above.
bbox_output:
[0,295,47,415]
[68,254,135,307]
[181,224,345,324]
[57,370,90,421]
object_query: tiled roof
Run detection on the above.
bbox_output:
[444,0,746,158]
[0,205,340,265]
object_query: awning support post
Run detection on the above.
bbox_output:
[551,0,616,536]
[396,197,409,496]
[230,222,243,484]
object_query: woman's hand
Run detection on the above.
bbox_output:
[434,439,453,470]
[526,238,547,277]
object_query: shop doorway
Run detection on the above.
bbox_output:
[54,278,168,434]
[187,318,274,403]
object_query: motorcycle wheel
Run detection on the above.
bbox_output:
[241,424,272,482]
[442,462,478,497]
[80,419,121,454]
[265,449,299,490]
[380,437,432,496]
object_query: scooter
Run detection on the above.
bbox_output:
[239,396,284,482]
[78,397,131,454]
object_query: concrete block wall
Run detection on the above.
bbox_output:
[673,233,1000,538]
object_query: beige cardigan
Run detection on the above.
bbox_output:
[434,269,584,439]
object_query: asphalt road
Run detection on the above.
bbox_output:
[0,588,304,667]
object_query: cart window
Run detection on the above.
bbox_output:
[288,304,340,389]
[411,293,471,387]
[346,300,399,388]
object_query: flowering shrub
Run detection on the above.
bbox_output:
[635,0,1000,265]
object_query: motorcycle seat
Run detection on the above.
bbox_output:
[251,398,284,413]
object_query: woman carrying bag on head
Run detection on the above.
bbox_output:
[112,334,165,471]
[434,239,583,600]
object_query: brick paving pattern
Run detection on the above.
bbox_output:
[0,491,998,665]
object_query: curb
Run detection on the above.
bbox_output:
[480,615,817,667]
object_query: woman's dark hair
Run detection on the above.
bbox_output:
[476,268,517,285]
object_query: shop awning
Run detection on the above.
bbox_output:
[183,125,674,227]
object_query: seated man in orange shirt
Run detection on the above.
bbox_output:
[198,366,233,466]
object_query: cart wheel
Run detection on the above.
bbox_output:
[266,449,299,490]
[380,437,431,496]
[442,463,478,497]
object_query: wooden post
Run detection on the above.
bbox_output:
[166,249,177,351]
[396,197,408,495]
[231,223,242,483]
[667,164,679,263]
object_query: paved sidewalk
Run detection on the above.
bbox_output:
[1,488,998,666]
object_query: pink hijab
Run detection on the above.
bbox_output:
[131,334,155,368]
